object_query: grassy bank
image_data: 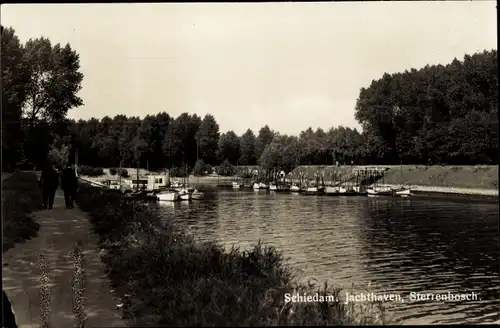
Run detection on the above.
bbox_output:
[76,183,392,326]
[292,165,498,190]
[2,172,41,253]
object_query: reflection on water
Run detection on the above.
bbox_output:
[155,190,500,324]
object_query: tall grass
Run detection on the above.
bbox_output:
[38,252,51,328]
[71,241,86,328]
[2,173,41,252]
[76,183,391,326]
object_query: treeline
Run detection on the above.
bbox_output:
[355,49,498,165]
[60,116,368,173]
[2,25,498,173]
[67,45,499,172]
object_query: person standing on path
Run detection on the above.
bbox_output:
[39,163,59,210]
[61,164,78,209]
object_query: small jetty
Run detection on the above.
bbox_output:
[217,166,414,198]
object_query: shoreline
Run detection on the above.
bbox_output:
[82,164,499,197]
[75,182,389,325]
[178,175,498,197]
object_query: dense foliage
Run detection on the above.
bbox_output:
[2,173,41,252]
[2,25,497,173]
[355,50,498,165]
[62,50,499,171]
[1,26,84,170]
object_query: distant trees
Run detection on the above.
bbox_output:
[239,129,257,165]
[196,114,220,165]
[2,23,496,172]
[355,50,498,165]
[254,125,275,160]
[65,46,498,173]
[217,131,240,165]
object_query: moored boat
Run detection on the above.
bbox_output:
[232,181,241,189]
[178,188,191,201]
[325,186,339,195]
[367,186,393,196]
[269,183,278,191]
[394,188,412,197]
[276,185,290,192]
[290,184,300,192]
[304,186,319,195]
[191,189,204,200]
[171,181,182,189]
[253,182,268,190]
[157,190,179,202]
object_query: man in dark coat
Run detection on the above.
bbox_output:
[39,163,59,210]
[3,289,18,328]
[61,164,78,209]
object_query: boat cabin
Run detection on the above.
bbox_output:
[147,174,169,190]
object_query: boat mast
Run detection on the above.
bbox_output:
[136,153,140,192]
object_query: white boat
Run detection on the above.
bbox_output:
[157,190,179,202]
[304,186,318,195]
[253,182,268,190]
[338,186,347,194]
[325,186,339,195]
[178,189,191,201]
[232,181,241,189]
[367,186,393,196]
[394,188,412,197]
[393,163,411,197]
[191,189,204,200]
[171,181,182,188]
[290,184,300,192]
[269,183,278,191]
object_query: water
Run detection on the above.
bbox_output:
[153,189,500,324]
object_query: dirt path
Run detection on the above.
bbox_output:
[2,189,126,328]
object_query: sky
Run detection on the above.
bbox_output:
[1,2,497,135]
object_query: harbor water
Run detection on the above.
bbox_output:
[153,188,499,324]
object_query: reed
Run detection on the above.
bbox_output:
[71,241,86,328]
[76,183,393,326]
[38,252,51,328]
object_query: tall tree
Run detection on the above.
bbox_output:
[254,125,274,160]
[22,38,84,125]
[195,114,220,165]
[217,131,240,164]
[238,129,256,165]
[1,27,30,169]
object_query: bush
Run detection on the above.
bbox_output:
[193,159,205,176]
[202,163,213,175]
[2,173,41,252]
[170,166,189,178]
[119,169,129,178]
[217,159,234,176]
[76,183,392,326]
[109,168,118,176]
[77,165,104,177]
[193,161,213,176]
